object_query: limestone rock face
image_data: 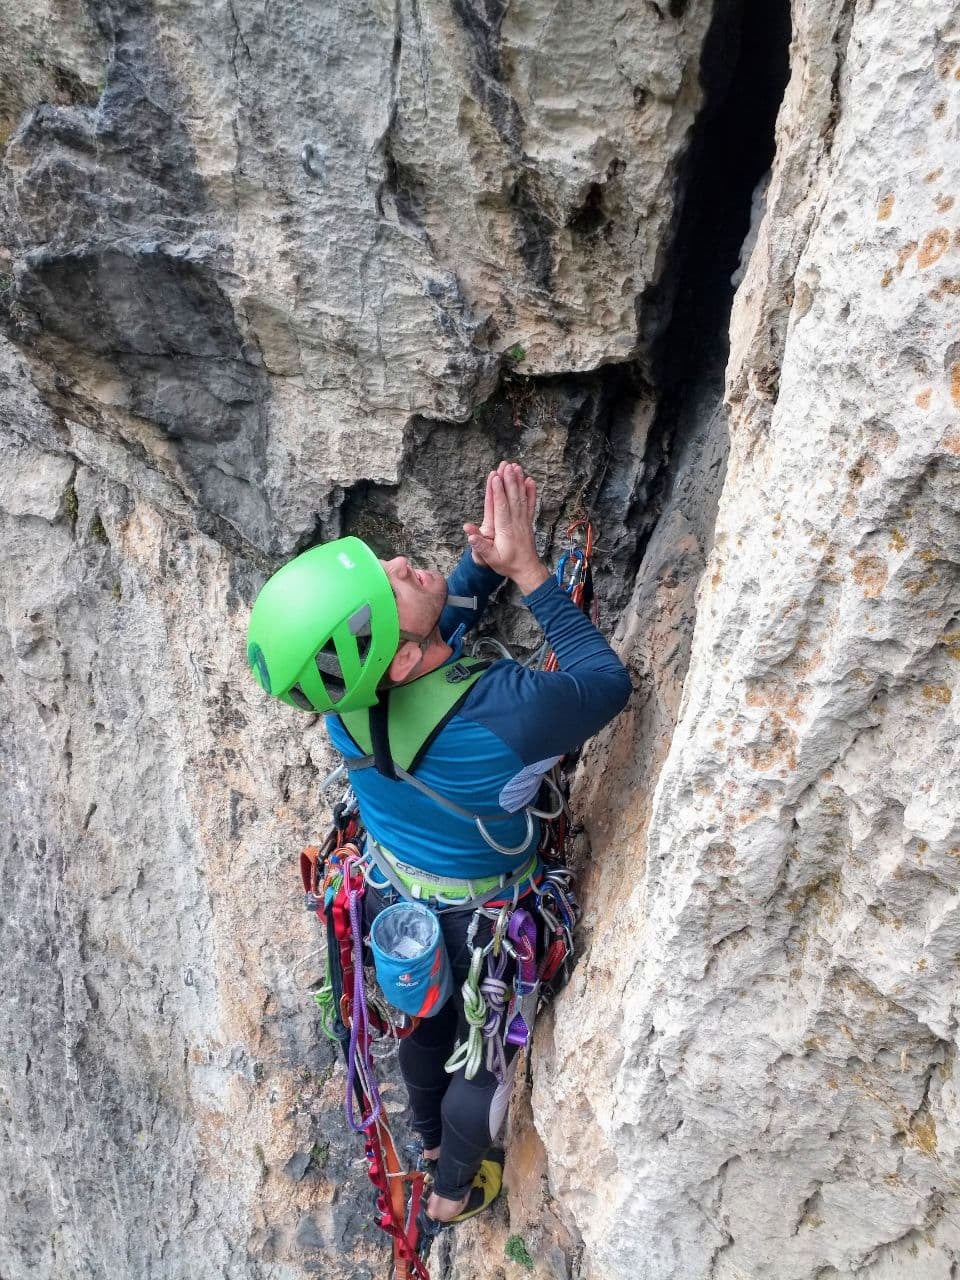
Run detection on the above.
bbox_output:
[3,0,960,1278]
[0,1,712,1277]
[1,0,710,558]
[541,2,960,1278]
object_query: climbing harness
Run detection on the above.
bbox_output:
[301,519,598,1274]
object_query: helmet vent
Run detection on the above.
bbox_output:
[314,639,347,700]
[288,684,314,711]
[349,605,372,662]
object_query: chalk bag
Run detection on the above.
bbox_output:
[369,901,452,1018]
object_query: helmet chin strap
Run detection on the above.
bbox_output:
[392,594,477,685]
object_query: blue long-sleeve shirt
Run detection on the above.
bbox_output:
[326,552,631,878]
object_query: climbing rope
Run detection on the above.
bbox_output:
[444,945,487,1079]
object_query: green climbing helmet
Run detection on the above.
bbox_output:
[246,536,400,714]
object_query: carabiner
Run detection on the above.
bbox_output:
[475,809,534,856]
[556,548,585,595]
[491,904,511,956]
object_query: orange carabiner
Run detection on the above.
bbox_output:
[565,518,594,560]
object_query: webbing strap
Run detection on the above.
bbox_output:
[367,697,396,781]
[348,752,537,855]
[339,658,491,773]
[363,838,541,913]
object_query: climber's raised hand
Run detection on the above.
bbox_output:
[464,462,549,596]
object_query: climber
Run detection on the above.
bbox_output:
[246,461,631,1229]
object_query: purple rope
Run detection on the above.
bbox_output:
[481,948,510,1082]
[345,884,382,1132]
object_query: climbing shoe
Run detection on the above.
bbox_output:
[450,1148,504,1222]
[415,1148,504,1259]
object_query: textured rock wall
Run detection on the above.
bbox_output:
[541,1,960,1278]
[1,0,711,558]
[4,0,959,1278]
[0,1,715,1278]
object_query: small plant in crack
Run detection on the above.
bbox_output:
[505,1235,534,1270]
[89,512,109,545]
[504,343,527,364]
[62,484,79,527]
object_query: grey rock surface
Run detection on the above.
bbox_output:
[4,0,960,1278]
[1,0,713,1275]
[539,1,960,1278]
[2,0,711,558]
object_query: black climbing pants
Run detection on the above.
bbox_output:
[363,881,523,1200]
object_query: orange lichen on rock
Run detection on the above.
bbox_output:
[918,228,951,268]
[915,388,932,408]
[921,685,952,705]
[950,363,960,408]
[907,1113,938,1154]
[905,571,938,595]
[877,193,895,220]
[935,194,955,213]
[940,430,960,454]
[747,709,799,773]
[791,648,824,678]
[852,554,889,598]
[896,242,917,273]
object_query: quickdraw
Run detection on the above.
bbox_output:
[528,518,597,865]
[544,519,597,672]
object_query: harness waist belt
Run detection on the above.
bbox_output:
[390,855,506,890]
[364,838,541,910]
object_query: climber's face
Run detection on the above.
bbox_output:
[380,556,447,640]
